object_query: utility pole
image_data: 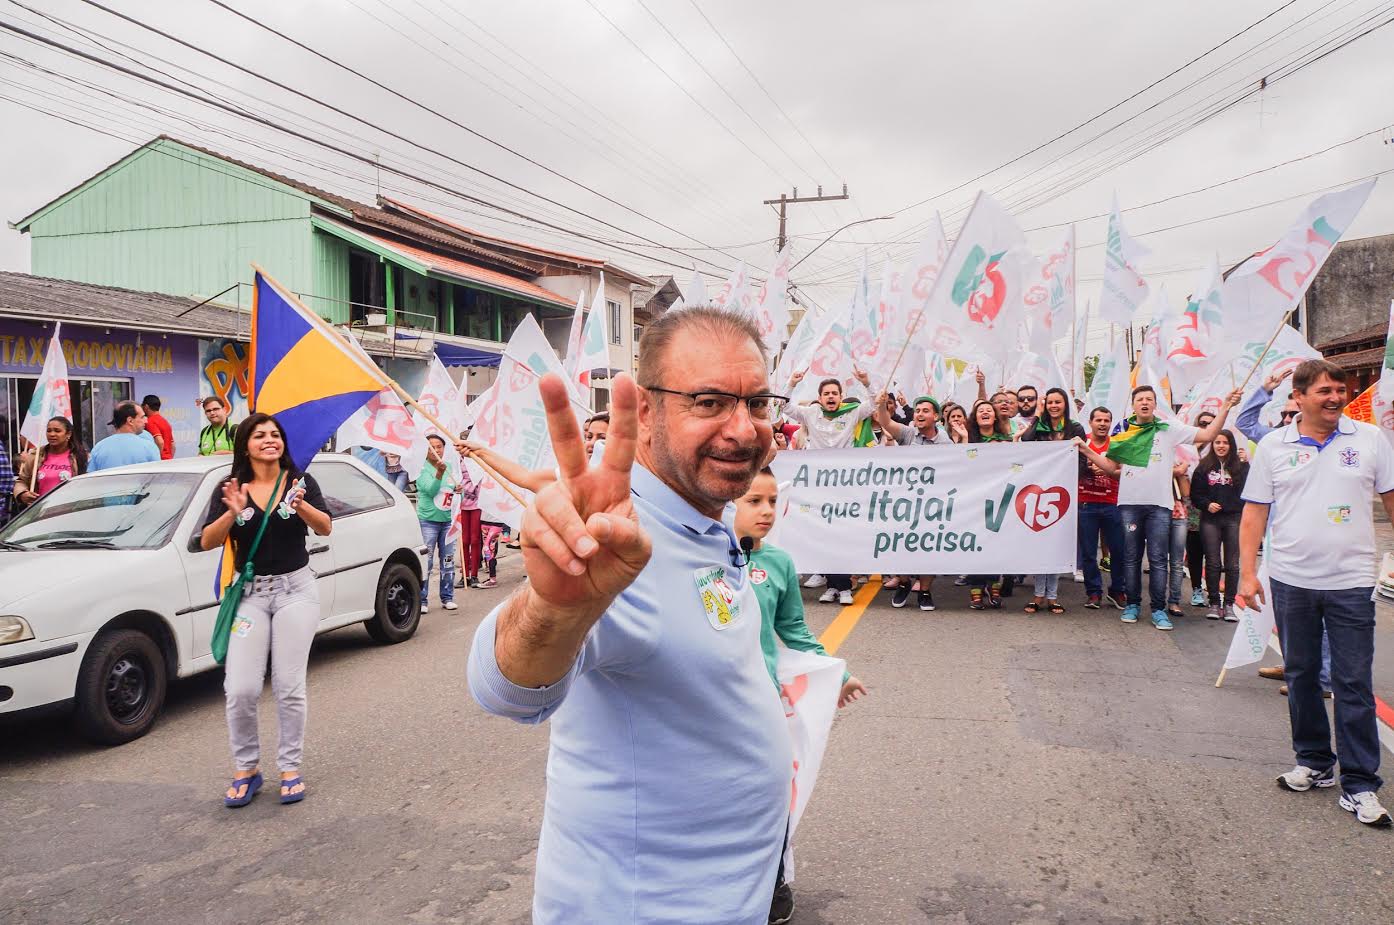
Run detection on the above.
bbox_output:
[763,184,851,251]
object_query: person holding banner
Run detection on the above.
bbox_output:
[874,392,952,611]
[1238,360,1393,827]
[1019,389,1086,614]
[467,307,793,923]
[786,368,874,605]
[1076,385,1238,631]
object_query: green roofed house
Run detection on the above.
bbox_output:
[9,136,658,408]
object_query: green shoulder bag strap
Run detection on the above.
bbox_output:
[211,470,285,665]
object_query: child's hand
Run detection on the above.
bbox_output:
[837,677,868,708]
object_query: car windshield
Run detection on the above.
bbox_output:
[0,471,202,550]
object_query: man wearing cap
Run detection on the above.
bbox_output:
[874,391,951,611]
[88,401,160,472]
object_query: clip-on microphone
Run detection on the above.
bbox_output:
[734,535,754,569]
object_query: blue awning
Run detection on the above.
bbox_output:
[432,342,502,368]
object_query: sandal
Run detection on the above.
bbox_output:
[224,771,263,808]
[1024,601,1040,614]
[477,577,498,589]
[280,776,306,805]
[1049,601,1066,614]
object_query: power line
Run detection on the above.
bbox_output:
[77,0,736,265]
[0,17,733,275]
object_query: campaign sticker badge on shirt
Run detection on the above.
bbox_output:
[233,616,254,638]
[1327,505,1352,524]
[694,565,742,630]
[749,567,768,585]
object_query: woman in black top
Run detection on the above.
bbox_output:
[1018,388,1087,443]
[201,413,332,807]
[1188,429,1247,621]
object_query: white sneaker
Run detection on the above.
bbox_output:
[1276,765,1336,792]
[838,589,855,606]
[1339,790,1393,827]
[1072,570,1085,583]
[803,574,828,589]
[818,588,838,603]
[443,601,458,611]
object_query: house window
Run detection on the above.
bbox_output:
[607,300,622,345]
[348,250,385,323]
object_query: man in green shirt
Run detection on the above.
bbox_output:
[198,397,237,456]
[734,466,867,925]
[416,435,458,613]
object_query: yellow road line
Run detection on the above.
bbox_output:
[818,576,880,655]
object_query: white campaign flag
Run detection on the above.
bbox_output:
[19,322,72,448]
[789,301,863,405]
[415,355,469,440]
[471,316,580,528]
[1184,324,1320,421]
[867,215,950,390]
[574,273,610,393]
[1089,332,1132,426]
[1166,255,1227,399]
[1071,308,1090,398]
[749,245,793,352]
[1024,226,1076,356]
[1223,563,1277,670]
[1368,301,1394,447]
[683,271,709,308]
[336,387,430,477]
[775,645,845,883]
[711,262,752,311]
[776,304,824,391]
[1223,179,1377,341]
[1098,194,1151,327]
[563,289,587,381]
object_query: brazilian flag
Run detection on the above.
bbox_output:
[1107,417,1168,467]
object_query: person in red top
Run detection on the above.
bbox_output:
[142,394,174,460]
[1078,407,1126,610]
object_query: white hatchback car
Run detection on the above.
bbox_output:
[0,454,426,744]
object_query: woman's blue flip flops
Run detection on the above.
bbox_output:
[224,772,263,808]
[279,777,306,805]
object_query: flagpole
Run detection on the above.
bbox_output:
[1214,667,1228,688]
[388,381,527,507]
[1236,309,1297,394]
[879,307,926,392]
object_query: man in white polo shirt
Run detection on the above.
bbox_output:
[1238,359,1394,827]
[1077,384,1237,630]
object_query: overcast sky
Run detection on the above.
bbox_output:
[2,0,1392,351]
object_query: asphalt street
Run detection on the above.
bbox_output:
[4,549,1394,925]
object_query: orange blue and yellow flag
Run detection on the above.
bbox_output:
[250,268,387,468]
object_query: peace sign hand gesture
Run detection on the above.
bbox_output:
[495,373,652,688]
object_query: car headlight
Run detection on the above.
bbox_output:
[0,616,35,645]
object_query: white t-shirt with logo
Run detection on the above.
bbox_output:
[1243,417,1394,590]
[787,402,874,450]
[1116,421,1200,509]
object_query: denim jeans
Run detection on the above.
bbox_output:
[1033,574,1060,600]
[1078,503,1125,598]
[1270,579,1382,794]
[1119,505,1171,613]
[419,518,455,605]
[1167,516,1188,606]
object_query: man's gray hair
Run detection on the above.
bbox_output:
[637,306,767,388]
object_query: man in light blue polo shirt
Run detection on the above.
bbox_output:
[468,307,793,923]
[1239,359,1394,828]
[88,401,159,472]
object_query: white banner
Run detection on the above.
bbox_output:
[775,645,844,884]
[768,442,1078,574]
[1224,563,1276,671]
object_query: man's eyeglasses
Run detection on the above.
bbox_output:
[646,387,788,422]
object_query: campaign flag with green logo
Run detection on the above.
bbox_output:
[18,322,72,448]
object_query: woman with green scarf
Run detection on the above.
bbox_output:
[1019,388,1086,613]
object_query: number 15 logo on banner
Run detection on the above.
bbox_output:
[1015,484,1070,532]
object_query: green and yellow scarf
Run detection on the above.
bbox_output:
[821,401,878,448]
[1107,416,1168,468]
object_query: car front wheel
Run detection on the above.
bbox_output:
[365,562,421,644]
[73,628,168,745]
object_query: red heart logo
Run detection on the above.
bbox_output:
[1014,484,1071,532]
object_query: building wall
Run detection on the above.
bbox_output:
[310,231,352,323]
[25,140,317,305]
[1305,233,1394,348]
[533,270,635,374]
